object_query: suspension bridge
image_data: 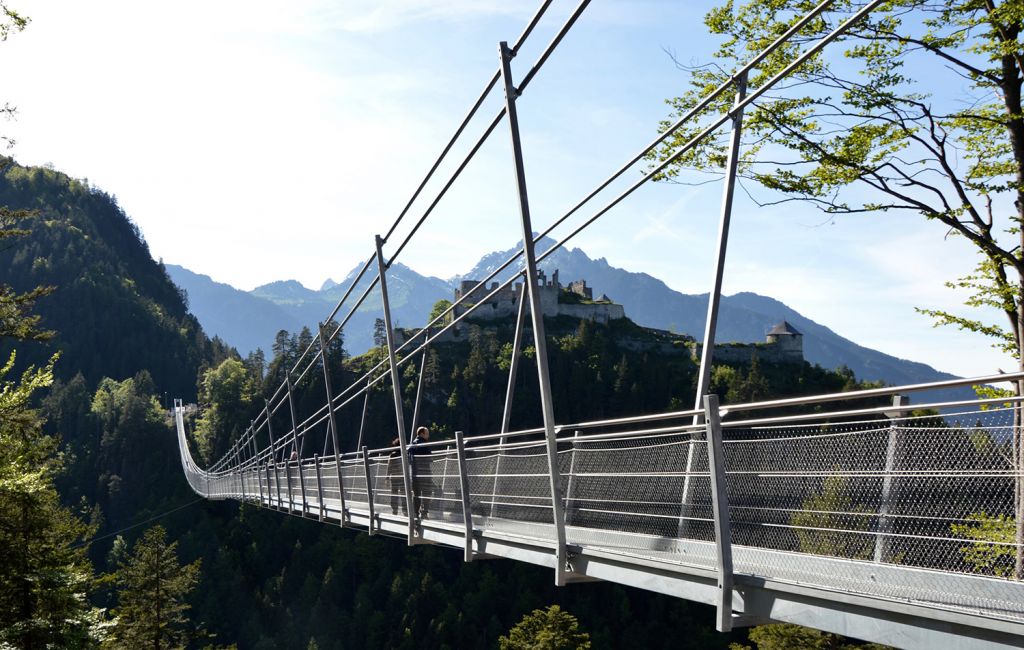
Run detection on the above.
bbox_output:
[174,1,1024,647]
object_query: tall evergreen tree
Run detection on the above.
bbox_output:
[0,354,107,648]
[499,605,592,650]
[109,525,200,650]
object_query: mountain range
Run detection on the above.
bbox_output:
[167,237,970,402]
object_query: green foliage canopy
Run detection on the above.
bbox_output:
[499,605,591,650]
[109,524,200,650]
[653,0,1024,361]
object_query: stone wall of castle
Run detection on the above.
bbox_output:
[558,302,624,324]
[693,340,803,365]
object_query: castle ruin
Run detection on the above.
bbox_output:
[453,269,625,324]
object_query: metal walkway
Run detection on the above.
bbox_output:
[175,375,1024,649]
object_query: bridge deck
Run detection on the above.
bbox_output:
[176,400,1024,650]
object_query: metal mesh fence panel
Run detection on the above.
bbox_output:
[563,432,716,567]
[341,459,367,509]
[722,407,1024,621]
[369,454,408,516]
[461,439,558,541]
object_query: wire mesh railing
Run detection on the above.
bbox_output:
[176,378,1024,632]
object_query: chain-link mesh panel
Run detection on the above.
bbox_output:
[409,446,465,524]
[305,462,324,515]
[371,454,408,516]
[562,433,716,567]
[340,459,367,509]
[722,407,1024,621]
[460,440,558,541]
[317,461,342,514]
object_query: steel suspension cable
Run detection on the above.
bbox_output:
[381,0,556,245]
[532,0,888,267]
[385,0,593,264]
[203,0,882,475]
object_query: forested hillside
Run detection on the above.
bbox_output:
[0,158,223,398]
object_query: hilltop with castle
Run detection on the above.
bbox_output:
[454,269,624,324]
[397,269,804,364]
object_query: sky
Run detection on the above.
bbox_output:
[0,0,1015,380]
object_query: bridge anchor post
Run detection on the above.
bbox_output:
[681,70,748,540]
[875,394,908,563]
[318,322,348,525]
[499,39,568,586]
[374,235,418,545]
[704,394,735,633]
[455,431,475,562]
[362,446,375,535]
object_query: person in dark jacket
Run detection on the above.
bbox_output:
[409,426,435,519]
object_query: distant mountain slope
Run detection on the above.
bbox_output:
[166,265,304,355]
[251,279,322,305]
[171,262,451,356]
[723,292,959,386]
[459,237,961,388]
[0,159,218,398]
[172,236,972,402]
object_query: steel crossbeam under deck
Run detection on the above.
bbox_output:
[177,404,1024,650]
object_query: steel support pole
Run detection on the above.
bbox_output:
[502,288,529,433]
[455,431,474,562]
[356,379,370,451]
[264,405,276,463]
[375,235,417,544]
[271,400,294,512]
[875,394,908,563]
[298,453,309,516]
[704,394,734,632]
[237,446,246,501]
[499,40,567,585]
[256,466,264,506]
[491,290,527,518]
[261,409,280,510]
[440,446,451,518]
[254,435,262,503]
[363,446,375,536]
[266,460,274,509]
[410,345,429,443]
[564,431,579,528]
[255,436,265,505]
[681,71,748,538]
[287,379,308,515]
[314,454,325,521]
[318,322,347,522]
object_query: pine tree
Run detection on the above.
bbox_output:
[0,354,107,648]
[499,605,591,650]
[109,525,200,650]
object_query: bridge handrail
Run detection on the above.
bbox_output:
[720,370,1024,417]
[224,373,1024,468]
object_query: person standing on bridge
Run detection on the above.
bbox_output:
[409,426,436,519]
